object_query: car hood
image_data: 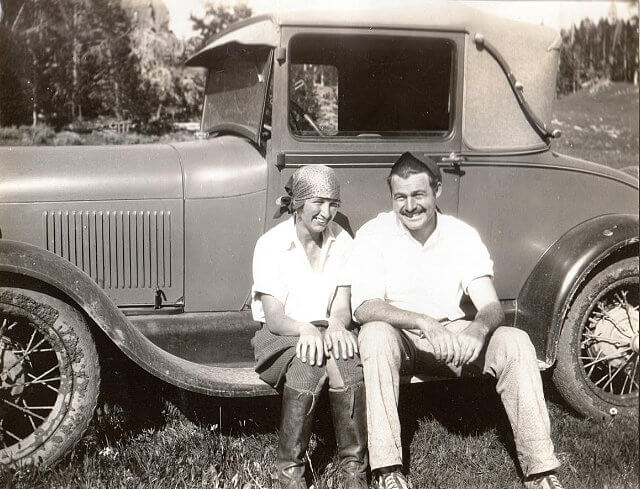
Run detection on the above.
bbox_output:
[0,144,183,203]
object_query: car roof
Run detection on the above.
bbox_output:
[186,2,561,153]
[186,2,557,66]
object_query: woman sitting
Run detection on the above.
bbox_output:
[251,165,367,489]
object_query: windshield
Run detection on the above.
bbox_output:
[201,45,272,141]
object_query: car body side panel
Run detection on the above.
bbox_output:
[183,192,267,312]
[457,154,639,300]
[172,137,268,312]
[516,214,639,364]
[0,200,184,305]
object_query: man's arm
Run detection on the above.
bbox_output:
[456,276,505,365]
[355,299,463,365]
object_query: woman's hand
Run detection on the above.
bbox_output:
[296,323,325,366]
[324,320,359,360]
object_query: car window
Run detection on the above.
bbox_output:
[288,34,454,138]
[202,45,272,141]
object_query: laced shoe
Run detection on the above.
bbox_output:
[523,472,565,489]
[372,470,412,489]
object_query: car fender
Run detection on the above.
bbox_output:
[0,239,273,396]
[515,214,639,366]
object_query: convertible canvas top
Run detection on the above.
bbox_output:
[187,1,561,151]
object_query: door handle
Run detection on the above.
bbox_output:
[441,152,465,176]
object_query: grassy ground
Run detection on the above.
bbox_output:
[1,361,637,489]
[550,81,639,171]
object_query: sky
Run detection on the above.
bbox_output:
[164,0,636,39]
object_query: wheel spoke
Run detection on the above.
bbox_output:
[3,336,49,373]
[627,356,639,394]
[1,377,62,391]
[26,364,60,385]
[580,351,630,368]
[602,355,633,392]
[24,328,38,353]
[622,365,630,393]
[600,314,633,338]
[2,399,47,421]
[581,334,628,347]
[2,428,22,442]
[601,354,635,392]
[22,400,37,430]
[26,372,60,394]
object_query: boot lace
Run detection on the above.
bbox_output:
[379,472,410,489]
[545,474,564,489]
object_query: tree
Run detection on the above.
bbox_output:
[190,1,252,51]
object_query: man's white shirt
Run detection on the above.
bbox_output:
[350,211,494,322]
[251,216,353,323]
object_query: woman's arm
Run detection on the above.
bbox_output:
[260,293,325,366]
[324,286,359,359]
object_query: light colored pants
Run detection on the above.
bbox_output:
[358,320,561,476]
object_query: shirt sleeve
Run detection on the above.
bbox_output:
[349,232,387,318]
[458,227,494,293]
[251,237,288,322]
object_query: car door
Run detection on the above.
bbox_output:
[265,27,465,235]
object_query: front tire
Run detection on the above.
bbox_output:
[553,257,639,419]
[0,287,100,467]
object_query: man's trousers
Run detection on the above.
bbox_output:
[358,320,561,477]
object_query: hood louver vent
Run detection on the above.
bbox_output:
[42,210,172,290]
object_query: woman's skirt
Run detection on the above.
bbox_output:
[251,321,328,390]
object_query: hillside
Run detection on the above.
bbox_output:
[550,82,639,171]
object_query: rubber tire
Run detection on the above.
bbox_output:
[0,287,100,467]
[552,257,639,419]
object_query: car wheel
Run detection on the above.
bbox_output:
[0,287,100,466]
[553,257,639,419]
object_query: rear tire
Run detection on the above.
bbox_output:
[552,257,639,419]
[0,287,100,467]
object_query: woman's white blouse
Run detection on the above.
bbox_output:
[251,217,353,323]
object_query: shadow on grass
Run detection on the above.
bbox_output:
[398,378,518,475]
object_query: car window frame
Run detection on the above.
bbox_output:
[284,28,460,144]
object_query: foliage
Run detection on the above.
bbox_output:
[0,0,251,129]
[190,1,252,51]
[557,16,639,95]
[0,0,146,126]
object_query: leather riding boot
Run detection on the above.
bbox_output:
[329,381,369,489]
[277,385,317,489]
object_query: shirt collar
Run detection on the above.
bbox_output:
[281,216,337,250]
[393,211,442,247]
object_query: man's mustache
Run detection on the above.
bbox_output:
[400,207,426,216]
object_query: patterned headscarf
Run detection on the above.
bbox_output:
[274,165,341,217]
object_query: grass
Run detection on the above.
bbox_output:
[550,81,639,171]
[1,361,637,489]
[0,125,195,146]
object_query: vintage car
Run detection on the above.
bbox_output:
[0,3,638,467]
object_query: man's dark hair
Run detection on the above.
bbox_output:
[386,152,442,192]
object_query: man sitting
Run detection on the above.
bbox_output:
[350,152,563,489]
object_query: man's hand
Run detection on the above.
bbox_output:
[323,320,359,360]
[417,317,461,365]
[296,323,325,366]
[456,322,489,366]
